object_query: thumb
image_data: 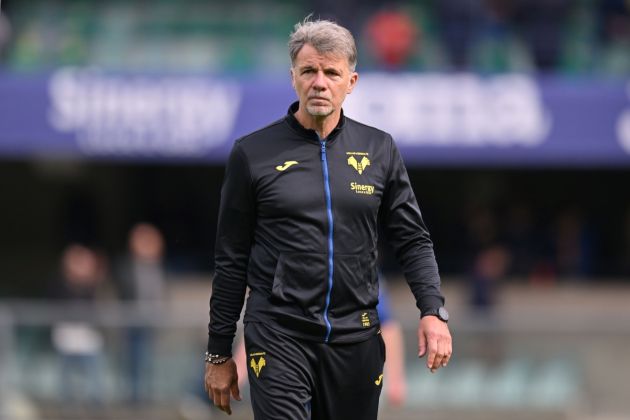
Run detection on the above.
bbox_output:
[231,380,241,401]
[418,328,427,358]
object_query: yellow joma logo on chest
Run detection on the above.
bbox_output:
[276,161,298,171]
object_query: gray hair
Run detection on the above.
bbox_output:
[288,17,357,71]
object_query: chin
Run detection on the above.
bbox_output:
[306,105,334,117]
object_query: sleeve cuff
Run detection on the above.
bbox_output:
[207,334,234,357]
[417,295,445,316]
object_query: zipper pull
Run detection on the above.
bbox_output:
[320,141,326,161]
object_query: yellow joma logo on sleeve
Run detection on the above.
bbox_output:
[375,374,383,386]
[275,161,298,171]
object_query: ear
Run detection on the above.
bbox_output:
[290,67,296,90]
[347,71,358,94]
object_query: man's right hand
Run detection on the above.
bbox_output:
[204,359,241,415]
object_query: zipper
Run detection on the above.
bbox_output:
[320,139,334,343]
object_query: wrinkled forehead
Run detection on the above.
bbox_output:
[293,44,350,69]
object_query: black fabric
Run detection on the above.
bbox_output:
[208,102,444,355]
[244,321,385,420]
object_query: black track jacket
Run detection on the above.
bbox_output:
[207,102,444,356]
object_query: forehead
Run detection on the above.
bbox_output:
[294,44,349,70]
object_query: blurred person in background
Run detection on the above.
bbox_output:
[553,208,593,280]
[375,279,407,407]
[463,203,510,314]
[204,17,451,419]
[51,243,107,404]
[116,222,166,403]
[436,0,485,70]
[622,204,630,276]
[0,11,10,64]
[598,0,630,41]
[511,0,571,72]
[504,203,537,278]
[364,8,419,71]
[469,244,510,314]
[597,0,630,74]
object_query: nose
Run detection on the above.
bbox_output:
[312,70,326,91]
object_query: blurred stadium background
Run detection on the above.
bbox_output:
[1,0,630,419]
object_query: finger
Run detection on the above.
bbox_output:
[436,334,454,370]
[231,380,242,401]
[212,388,222,411]
[425,336,437,371]
[220,388,232,415]
[418,328,427,358]
[441,354,450,367]
[442,340,453,367]
[213,389,231,415]
[431,340,446,371]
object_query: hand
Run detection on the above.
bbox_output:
[386,376,407,407]
[418,316,452,373]
[204,359,241,415]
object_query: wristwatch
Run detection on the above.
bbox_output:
[421,306,449,323]
[204,351,231,365]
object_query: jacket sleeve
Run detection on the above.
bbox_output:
[207,141,255,356]
[379,136,444,315]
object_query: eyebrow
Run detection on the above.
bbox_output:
[298,64,343,74]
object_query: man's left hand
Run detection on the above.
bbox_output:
[418,316,452,373]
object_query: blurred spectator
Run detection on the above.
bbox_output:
[597,0,630,74]
[376,278,407,407]
[364,8,419,70]
[553,208,593,279]
[1,0,627,75]
[51,243,107,404]
[598,0,630,43]
[116,222,166,403]
[511,0,572,72]
[436,0,485,70]
[470,244,511,313]
[472,0,535,73]
[307,0,369,35]
[622,205,630,276]
[504,203,537,277]
[465,203,500,253]
[0,11,10,64]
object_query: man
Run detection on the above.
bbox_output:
[205,18,452,419]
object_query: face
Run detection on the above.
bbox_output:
[291,43,358,119]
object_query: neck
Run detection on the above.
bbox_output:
[294,108,340,140]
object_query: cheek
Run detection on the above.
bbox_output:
[336,86,349,100]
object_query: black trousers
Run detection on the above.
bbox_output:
[244,322,386,420]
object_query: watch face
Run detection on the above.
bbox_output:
[438,307,449,322]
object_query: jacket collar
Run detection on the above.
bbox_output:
[285,101,346,142]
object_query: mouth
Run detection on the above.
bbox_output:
[309,97,330,103]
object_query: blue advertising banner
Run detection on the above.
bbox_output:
[1,69,629,166]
